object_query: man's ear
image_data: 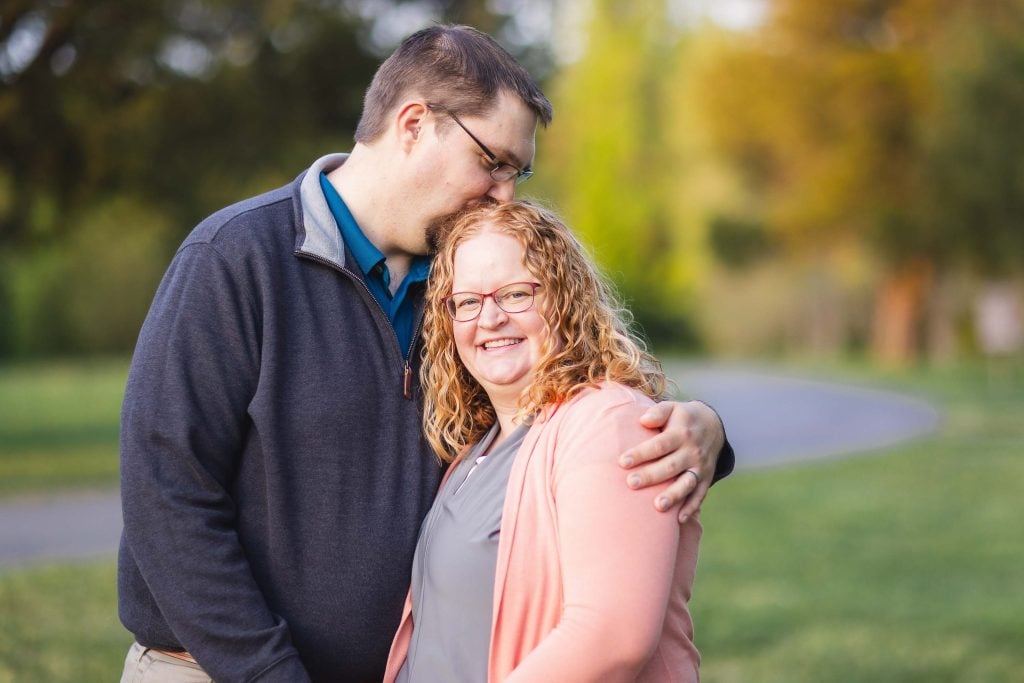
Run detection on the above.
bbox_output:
[395,101,430,153]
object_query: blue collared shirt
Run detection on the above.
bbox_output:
[320,173,430,358]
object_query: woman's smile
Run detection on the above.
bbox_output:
[480,337,525,350]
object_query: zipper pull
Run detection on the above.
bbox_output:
[403,362,413,400]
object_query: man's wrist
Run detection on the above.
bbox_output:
[690,399,734,483]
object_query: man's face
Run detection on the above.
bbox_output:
[417,91,538,252]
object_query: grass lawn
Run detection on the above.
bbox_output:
[0,561,126,683]
[0,358,127,496]
[0,359,1020,681]
[693,362,1024,682]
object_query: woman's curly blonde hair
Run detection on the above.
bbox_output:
[421,200,667,461]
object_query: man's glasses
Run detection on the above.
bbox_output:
[427,103,533,184]
[443,282,542,322]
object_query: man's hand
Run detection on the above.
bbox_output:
[619,400,725,522]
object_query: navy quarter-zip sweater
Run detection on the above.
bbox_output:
[119,154,440,682]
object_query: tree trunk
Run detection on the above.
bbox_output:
[871,258,934,365]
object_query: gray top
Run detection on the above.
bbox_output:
[396,422,531,683]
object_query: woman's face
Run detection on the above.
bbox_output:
[449,227,549,405]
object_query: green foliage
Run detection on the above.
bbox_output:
[1,246,73,356]
[708,214,778,269]
[695,1,934,254]
[0,199,175,357]
[0,1,380,358]
[918,20,1024,275]
[63,198,176,354]
[541,0,704,348]
[689,0,1024,361]
[697,0,1024,275]
[0,1,379,246]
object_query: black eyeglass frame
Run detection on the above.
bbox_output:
[442,281,543,322]
[426,103,533,184]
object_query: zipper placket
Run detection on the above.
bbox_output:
[297,251,424,399]
[403,310,426,399]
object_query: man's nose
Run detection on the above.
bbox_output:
[486,178,515,203]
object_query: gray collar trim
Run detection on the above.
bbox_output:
[296,152,350,268]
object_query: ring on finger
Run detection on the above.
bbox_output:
[684,468,701,485]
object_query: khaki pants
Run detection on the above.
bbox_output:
[120,642,212,683]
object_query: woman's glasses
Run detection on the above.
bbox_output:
[443,282,542,321]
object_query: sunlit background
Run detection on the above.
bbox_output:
[2,0,1022,362]
[1,1,1021,681]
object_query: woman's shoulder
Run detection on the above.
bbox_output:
[538,382,658,470]
[562,380,657,414]
[542,381,657,434]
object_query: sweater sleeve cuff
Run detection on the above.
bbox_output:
[712,437,735,484]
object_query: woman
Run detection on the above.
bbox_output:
[384,201,702,682]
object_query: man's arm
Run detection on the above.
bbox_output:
[120,242,311,683]
[619,400,734,522]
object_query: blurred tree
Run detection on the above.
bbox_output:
[0,0,382,356]
[1,197,174,356]
[0,0,379,248]
[694,0,1023,362]
[918,18,1024,277]
[0,0,555,356]
[542,0,703,348]
[708,214,778,269]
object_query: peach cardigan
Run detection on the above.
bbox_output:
[383,382,702,682]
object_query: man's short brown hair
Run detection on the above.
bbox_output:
[354,25,553,143]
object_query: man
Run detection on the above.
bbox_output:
[119,25,733,683]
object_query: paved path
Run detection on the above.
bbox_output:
[664,361,941,469]
[0,363,940,569]
[0,490,123,568]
